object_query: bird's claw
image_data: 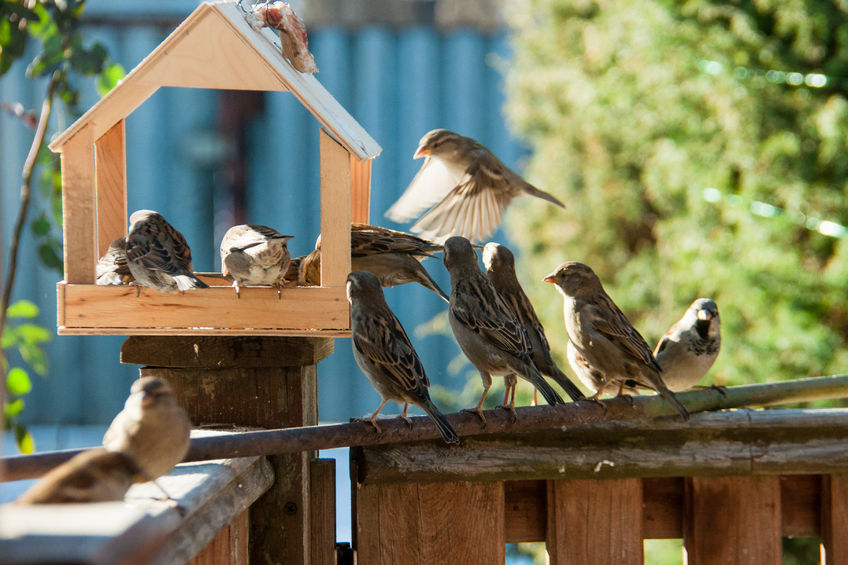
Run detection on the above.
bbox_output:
[462,407,487,427]
[496,404,518,423]
[397,414,414,429]
[353,416,382,434]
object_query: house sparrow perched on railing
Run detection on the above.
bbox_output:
[653,298,721,392]
[126,210,208,293]
[220,224,294,298]
[247,1,318,73]
[103,377,191,485]
[300,223,448,301]
[346,270,459,445]
[96,237,134,286]
[386,129,565,244]
[544,261,689,421]
[443,237,564,422]
[482,243,584,404]
[15,449,143,504]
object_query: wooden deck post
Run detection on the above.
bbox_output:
[684,476,782,564]
[546,478,644,564]
[821,474,848,564]
[121,335,333,565]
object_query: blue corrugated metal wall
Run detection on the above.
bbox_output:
[0,15,524,426]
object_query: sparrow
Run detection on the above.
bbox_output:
[385,129,565,244]
[125,210,208,293]
[300,223,448,301]
[482,242,585,403]
[103,377,191,482]
[247,1,318,73]
[15,448,143,504]
[96,237,134,286]
[443,236,564,421]
[544,261,689,420]
[652,298,721,392]
[346,270,460,445]
[220,223,294,297]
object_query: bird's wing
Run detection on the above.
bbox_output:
[353,309,431,390]
[351,223,442,257]
[410,157,513,243]
[451,276,528,355]
[385,156,467,223]
[127,220,193,275]
[503,288,553,363]
[589,294,661,370]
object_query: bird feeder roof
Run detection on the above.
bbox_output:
[49,1,381,161]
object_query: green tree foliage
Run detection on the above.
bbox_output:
[504,0,848,391]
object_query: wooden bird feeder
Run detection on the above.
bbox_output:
[49,1,381,337]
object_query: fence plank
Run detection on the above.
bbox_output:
[504,479,546,543]
[310,458,337,565]
[821,474,848,565]
[684,476,781,564]
[191,509,248,565]
[546,478,643,565]
[355,481,505,564]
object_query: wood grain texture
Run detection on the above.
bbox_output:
[546,478,643,564]
[504,480,546,543]
[60,124,96,284]
[643,477,685,539]
[191,509,248,565]
[355,481,505,564]
[684,476,781,565]
[350,155,371,223]
[320,129,352,287]
[781,474,820,537]
[821,474,848,565]
[57,282,350,335]
[310,459,337,565]
[94,119,127,257]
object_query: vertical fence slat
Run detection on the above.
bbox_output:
[310,458,337,565]
[355,481,505,564]
[821,474,848,564]
[191,509,249,565]
[546,478,643,565]
[684,476,781,564]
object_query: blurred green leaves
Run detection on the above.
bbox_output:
[505,0,848,395]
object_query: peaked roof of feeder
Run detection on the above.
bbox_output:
[49,1,381,161]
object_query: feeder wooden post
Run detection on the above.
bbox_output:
[121,335,335,565]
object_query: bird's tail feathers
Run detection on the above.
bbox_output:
[520,362,564,406]
[656,383,689,421]
[174,274,209,291]
[548,365,586,402]
[525,184,566,209]
[420,399,460,445]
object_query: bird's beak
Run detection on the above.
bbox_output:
[543,275,557,284]
[697,309,713,321]
[413,147,430,159]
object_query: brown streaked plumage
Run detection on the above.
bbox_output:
[443,236,564,421]
[220,223,294,297]
[125,210,208,293]
[482,242,584,403]
[15,448,142,504]
[96,237,134,286]
[386,129,565,244]
[300,223,448,301]
[544,261,689,420]
[347,271,459,445]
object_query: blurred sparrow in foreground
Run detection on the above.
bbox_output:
[300,223,448,301]
[443,237,564,421]
[220,224,294,297]
[483,243,584,404]
[247,1,318,73]
[126,210,208,294]
[385,129,565,244]
[544,262,689,420]
[15,449,142,504]
[96,237,134,286]
[103,377,191,496]
[346,270,460,445]
[652,298,721,391]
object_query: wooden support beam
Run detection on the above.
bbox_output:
[123,336,331,565]
[683,476,781,564]
[547,478,643,564]
[821,474,848,565]
[350,156,371,223]
[94,119,127,257]
[60,124,96,284]
[319,129,351,287]
[354,481,505,564]
[192,510,249,565]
